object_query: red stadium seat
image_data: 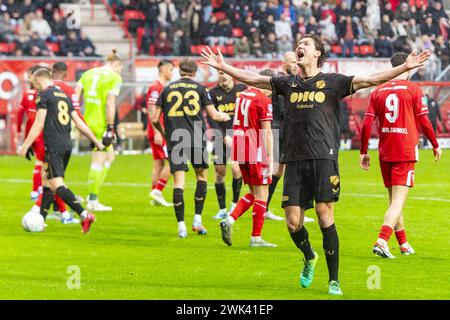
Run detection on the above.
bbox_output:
[232,28,243,38]
[353,46,360,55]
[359,45,375,56]
[213,11,227,21]
[0,42,15,53]
[46,42,60,53]
[225,44,234,56]
[148,44,155,56]
[124,10,145,31]
[136,27,145,51]
[190,45,198,55]
[331,45,342,55]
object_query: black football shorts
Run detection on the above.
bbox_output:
[282,159,340,210]
[168,147,209,173]
[44,149,71,179]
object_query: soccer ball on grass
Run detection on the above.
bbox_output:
[22,211,45,232]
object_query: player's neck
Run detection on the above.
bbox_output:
[158,76,167,85]
[41,80,53,90]
[299,64,321,79]
[221,82,234,91]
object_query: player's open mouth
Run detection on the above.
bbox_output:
[297,51,305,59]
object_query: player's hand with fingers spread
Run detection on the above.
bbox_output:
[405,49,431,70]
[360,154,370,170]
[200,46,225,70]
[433,147,442,162]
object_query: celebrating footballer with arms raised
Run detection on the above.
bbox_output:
[201,34,430,295]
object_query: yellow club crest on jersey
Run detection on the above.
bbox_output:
[282,195,289,202]
[316,80,326,89]
[217,96,223,101]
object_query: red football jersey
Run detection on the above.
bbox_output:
[146,80,165,139]
[366,79,428,162]
[18,89,38,135]
[232,88,273,163]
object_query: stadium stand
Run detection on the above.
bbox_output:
[107,0,449,75]
[0,0,98,57]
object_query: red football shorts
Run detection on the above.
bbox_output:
[379,160,416,188]
[239,162,272,186]
[150,139,168,160]
[32,138,45,162]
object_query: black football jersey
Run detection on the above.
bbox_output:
[208,83,247,135]
[156,78,213,150]
[36,85,75,152]
[270,73,354,161]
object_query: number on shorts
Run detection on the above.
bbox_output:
[385,93,399,124]
[167,90,201,117]
[57,100,70,125]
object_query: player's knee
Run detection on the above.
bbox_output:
[286,215,301,233]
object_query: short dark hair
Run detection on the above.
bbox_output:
[158,59,173,69]
[179,58,198,76]
[390,52,408,67]
[299,34,327,68]
[33,67,52,79]
[258,69,276,77]
[52,61,67,73]
[28,65,41,74]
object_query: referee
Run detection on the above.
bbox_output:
[201,35,430,295]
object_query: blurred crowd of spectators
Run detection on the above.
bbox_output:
[112,0,449,78]
[0,0,97,57]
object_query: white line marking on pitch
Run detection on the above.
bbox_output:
[3,178,450,203]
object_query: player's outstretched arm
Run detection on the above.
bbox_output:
[18,109,46,157]
[206,104,231,122]
[417,114,442,161]
[72,111,104,150]
[352,50,431,91]
[201,47,272,90]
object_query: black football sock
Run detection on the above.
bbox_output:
[215,182,226,210]
[232,177,242,203]
[290,226,315,260]
[55,186,85,216]
[40,187,54,220]
[267,175,281,209]
[194,181,207,216]
[173,188,185,222]
[321,224,340,282]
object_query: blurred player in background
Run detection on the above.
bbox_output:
[18,68,102,233]
[153,58,230,238]
[76,50,123,212]
[208,71,246,220]
[16,65,43,201]
[360,52,442,259]
[146,60,174,207]
[219,69,277,248]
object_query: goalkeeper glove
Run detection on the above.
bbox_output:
[102,124,115,147]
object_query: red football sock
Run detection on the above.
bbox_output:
[33,164,42,192]
[230,193,255,221]
[155,178,168,192]
[54,195,67,213]
[378,225,393,242]
[395,229,407,245]
[35,193,43,207]
[252,200,266,237]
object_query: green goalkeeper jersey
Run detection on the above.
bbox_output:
[77,66,122,137]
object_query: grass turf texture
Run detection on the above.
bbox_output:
[0,150,449,300]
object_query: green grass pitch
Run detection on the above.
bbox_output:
[0,150,449,300]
